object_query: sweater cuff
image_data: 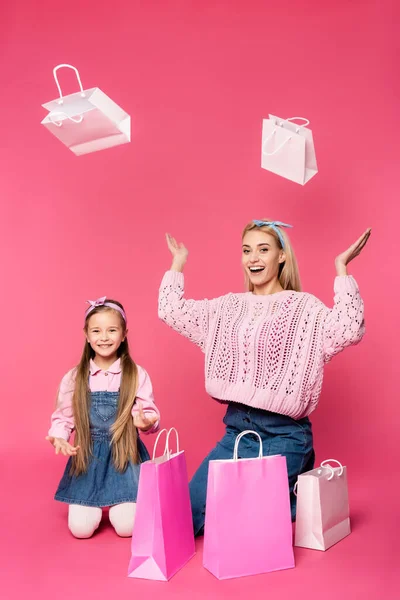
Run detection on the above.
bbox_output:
[161,270,184,288]
[334,275,359,294]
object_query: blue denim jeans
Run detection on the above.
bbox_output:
[189,402,314,536]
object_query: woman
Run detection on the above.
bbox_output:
[158,219,370,535]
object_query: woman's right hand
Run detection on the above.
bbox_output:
[166,233,188,272]
[46,436,80,456]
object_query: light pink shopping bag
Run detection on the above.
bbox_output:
[295,459,350,551]
[41,64,130,156]
[261,115,318,185]
[128,428,195,581]
[203,430,295,580]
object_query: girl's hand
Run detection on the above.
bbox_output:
[335,228,371,276]
[133,402,158,432]
[166,233,188,272]
[45,436,80,456]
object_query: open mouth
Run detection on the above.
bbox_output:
[249,266,265,274]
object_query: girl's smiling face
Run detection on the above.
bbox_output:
[86,310,125,363]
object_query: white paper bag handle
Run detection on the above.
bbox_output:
[286,117,310,128]
[320,459,344,479]
[152,428,168,460]
[48,111,84,127]
[294,460,336,495]
[262,129,292,156]
[165,427,180,457]
[233,430,263,460]
[53,64,86,105]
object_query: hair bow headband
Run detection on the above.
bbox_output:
[85,297,127,323]
[253,220,293,249]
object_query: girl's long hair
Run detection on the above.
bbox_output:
[70,300,139,476]
[242,219,301,292]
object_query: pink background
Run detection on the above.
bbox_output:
[1,1,398,598]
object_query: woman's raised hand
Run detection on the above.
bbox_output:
[335,228,371,276]
[166,233,188,272]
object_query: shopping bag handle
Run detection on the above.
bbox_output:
[152,427,180,460]
[48,111,84,127]
[152,428,168,459]
[274,116,310,133]
[53,64,86,105]
[286,117,310,128]
[165,427,180,457]
[293,460,336,495]
[262,130,292,156]
[320,459,344,479]
[233,430,263,460]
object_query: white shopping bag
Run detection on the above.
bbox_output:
[261,115,318,185]
[41,64,131,156]
[294,459,350,551]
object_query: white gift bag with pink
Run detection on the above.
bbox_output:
[294,459,350,551]
[261,115,318,185]
[41,64,130,156]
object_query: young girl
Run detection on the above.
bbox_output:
[158,219,370,536]
[46,297,159,539]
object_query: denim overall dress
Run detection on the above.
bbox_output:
[54,390,150,507]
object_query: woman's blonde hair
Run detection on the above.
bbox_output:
[242,219,301,292]
[70,300,140,476]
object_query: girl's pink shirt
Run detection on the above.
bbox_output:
[48,359,160,440]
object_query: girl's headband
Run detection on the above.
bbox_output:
[85,296,127,323]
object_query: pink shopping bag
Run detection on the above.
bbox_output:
[128,428,195,581]
[294,459,350,551]
[261,115,318,185]
[203,430,295,580]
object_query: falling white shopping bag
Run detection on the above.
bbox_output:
[41,64,131,156]
[294,459,350,551]
[261,115,318,185]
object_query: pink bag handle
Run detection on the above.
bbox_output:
[53,64,86,105]
[152,427,180,460]
[320,459,344,479]
[233,430,263,460]
[152,428,168,460]
[165,427,180,458]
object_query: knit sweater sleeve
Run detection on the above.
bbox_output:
[322,275,365,363]
[158,270,215,350]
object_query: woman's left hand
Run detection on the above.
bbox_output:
[133,401,158,432]
[335,228,371,276]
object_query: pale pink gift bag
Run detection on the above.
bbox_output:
[294,459,350,551]
[41,64,130,156]
[128,428,195,581]
[261,115,318,185]
[203,430,294,580]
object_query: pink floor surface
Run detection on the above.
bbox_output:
[2,449,397,600]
